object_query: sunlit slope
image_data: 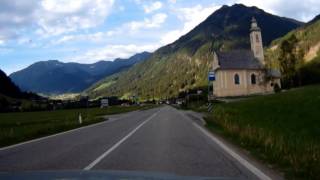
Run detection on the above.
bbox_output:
[86,4,302,100]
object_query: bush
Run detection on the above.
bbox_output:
[273,83,281,93]
[299,56,320,85]
[0,97,9,112]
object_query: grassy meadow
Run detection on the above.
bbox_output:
[0,105,153,148]
[205,85,320,179]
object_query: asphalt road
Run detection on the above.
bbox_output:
[0,106,277,179]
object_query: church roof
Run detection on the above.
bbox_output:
[216,50,264,70]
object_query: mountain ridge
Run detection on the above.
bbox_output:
[10,52,151,94]
[85,4,303,100]
[0,69,22,98]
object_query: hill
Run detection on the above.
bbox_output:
[10,52,151,94]
[265,14,320,87]
[86,4,303,100]
[0,69,22,98]
[0,69,45,112]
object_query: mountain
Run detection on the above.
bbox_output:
[10,52,151,94]
[267,14,320,63]
[265,14,320,87]
[307,14,320,25]
[0,69,45,112]
[0,69,22,98]
[85,4,303,100]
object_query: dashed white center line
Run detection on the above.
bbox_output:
[84,111,159,170]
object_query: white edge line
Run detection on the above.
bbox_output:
[192,122,272,180]
[0,111,137,151]
[83,111,159,170]
[176,110,271,180]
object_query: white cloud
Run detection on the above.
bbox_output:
[51,32,106,45]
[0,0,38,43]
[51,12,167,46]
[143,1,163,14]
[36,0,115,36]
[17,37,31,45]
[41,0,84,13]
[0,0,115,44]
[128,13,167,31]
[159,0,320,45]
[68,44,159,63]
[161,4,220,45]
[235,0,320,22]
[167,0,177,4]
[0,0,320,47]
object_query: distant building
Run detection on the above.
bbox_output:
[212,17,281,97]
[100,99,109,108]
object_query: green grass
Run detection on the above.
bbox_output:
[179,100,209,112]
[205,85,320,179]
[0,105,155,148]
[93,80,115,92]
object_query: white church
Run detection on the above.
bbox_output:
[212,17,281,97]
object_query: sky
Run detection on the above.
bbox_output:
[0,0,319,75]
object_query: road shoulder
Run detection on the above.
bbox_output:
[178,108,284,180]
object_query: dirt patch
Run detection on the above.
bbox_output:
[304,42,320,62]
[270,45,278,51]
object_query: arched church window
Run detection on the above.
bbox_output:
[251,74,256,84]
[234,74,240,85]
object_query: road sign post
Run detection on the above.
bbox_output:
[208,71,215,81]
[78,113,82,124]
[208,71,215,101]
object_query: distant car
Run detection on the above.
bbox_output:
[121,103,130,107]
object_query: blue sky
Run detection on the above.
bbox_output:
[0,0,320,75]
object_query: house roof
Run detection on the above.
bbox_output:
[216,50,264,70]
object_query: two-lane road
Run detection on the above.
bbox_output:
[0,106,278,179]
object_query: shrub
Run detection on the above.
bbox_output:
[299,56,320,85]
[273,83,281,93]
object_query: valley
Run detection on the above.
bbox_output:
[0,2,319,180]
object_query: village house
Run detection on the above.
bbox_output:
[212,17,281,97]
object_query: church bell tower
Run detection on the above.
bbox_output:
[250,17,264,65]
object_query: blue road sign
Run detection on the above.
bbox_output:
[208,71,215,81]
